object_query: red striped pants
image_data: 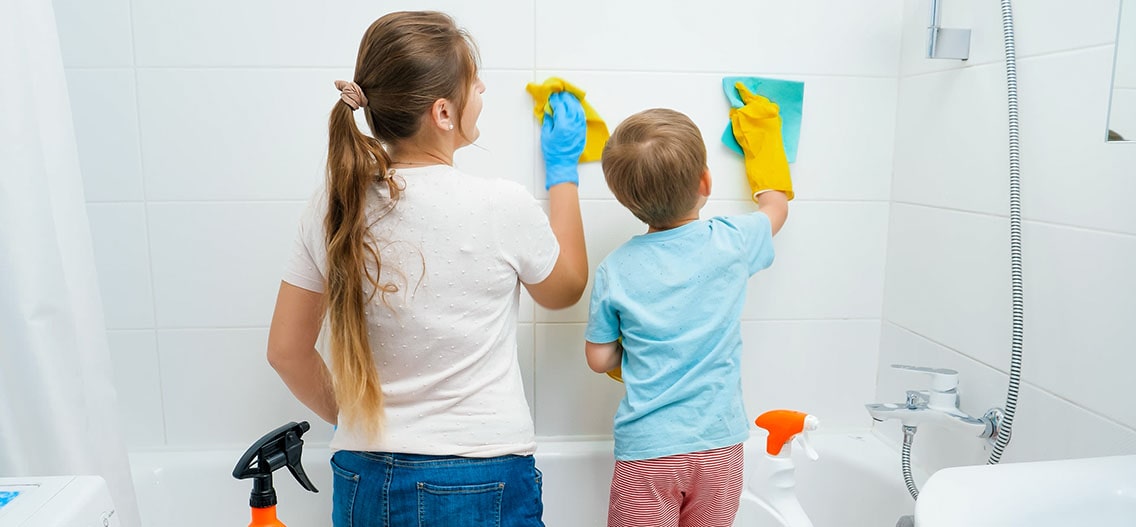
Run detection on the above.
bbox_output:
[607,443,744,527]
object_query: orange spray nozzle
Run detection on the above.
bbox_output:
[755,409,812,456]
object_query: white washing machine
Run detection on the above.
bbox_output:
[0,476,118,527]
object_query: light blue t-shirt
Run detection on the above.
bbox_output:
[585,212,775,461]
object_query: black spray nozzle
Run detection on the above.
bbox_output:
[233,421,319,508]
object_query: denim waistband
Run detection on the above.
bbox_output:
[345,450,533,469]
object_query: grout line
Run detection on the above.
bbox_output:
[899,43,1115,80]
[125,0,169,447]
[893,201,1136,239]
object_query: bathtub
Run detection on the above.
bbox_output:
[130,430,917,526]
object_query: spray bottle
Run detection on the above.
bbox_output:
[232,421,319,527]
[740,409,820,527]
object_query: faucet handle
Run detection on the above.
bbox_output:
[891,364,959,392]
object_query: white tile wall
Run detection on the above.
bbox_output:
[1110,87,1136,138]
[535,0,904,77]
[729,201,890,321]
[517,323,536,421]
[106,330,165,448]
[131,0,534,69]
[157,328,334,447]
[455,70,538,193]
[1021,221,1136,428]
[136,69,339,202]
[533,324,624,438]
[740,320,881,430]
[87,203,155,329]
[883,204,1011,368]
[894,34,1136,236]
[147,202,306,328]
[65,69,145,202]
[883,0,1136,468]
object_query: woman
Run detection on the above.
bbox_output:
[266,11,588,527]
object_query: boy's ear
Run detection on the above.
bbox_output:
[699,167,713,197]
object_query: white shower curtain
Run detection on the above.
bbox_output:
[0,1,140,526]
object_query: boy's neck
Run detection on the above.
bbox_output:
[647,213,700,234]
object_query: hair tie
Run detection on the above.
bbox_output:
[334,80,368,111]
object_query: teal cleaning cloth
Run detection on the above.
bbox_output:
[721,76,804,163]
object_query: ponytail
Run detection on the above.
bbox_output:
[324,99,399,439]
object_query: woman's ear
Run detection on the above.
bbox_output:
[432,98,455,131]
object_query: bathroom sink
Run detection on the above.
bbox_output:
[914,454,1136,526]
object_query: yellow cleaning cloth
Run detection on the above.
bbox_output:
[526,77,609,163]
[729,82,794,201]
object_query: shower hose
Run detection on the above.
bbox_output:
[901,0,1024,501]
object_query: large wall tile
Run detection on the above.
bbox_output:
[740,320,882,429]
[158,328,333,447]
[517,324,536,421]
[136,69,339,201]
[536,0,904,77]
[897,0,1122,77]
[107,330,165,448]
[148,202,305,328]
[53,0,134,67]
[131,0,533,69]
[454,70,537,193]
[1109,87,1136,139]
[532,71,897,203]
[875,323,1136,472]
[892,62,1015,216]
[66,69,144,202]
[735,201,889,320]
[1015,49,1136,234]
[533,324,624,438]
[883,204,1011,367]
[1019,221,1136,428]
[894,48,1136,235]
[87,203,155,328]
[138,69,536,202]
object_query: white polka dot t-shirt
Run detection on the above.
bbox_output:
[283,165,559,457]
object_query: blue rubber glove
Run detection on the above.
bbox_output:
[540,91,587,190]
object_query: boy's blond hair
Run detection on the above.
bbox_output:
[601,109,707,228]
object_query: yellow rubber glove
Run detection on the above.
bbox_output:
[729,82,794,201]
[525,77,610,163]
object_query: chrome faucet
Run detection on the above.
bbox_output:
[866,364,1000,439]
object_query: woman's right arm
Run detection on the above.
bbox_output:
[266,281,338,424]
[525,182,588,309]
[524,91,589,309]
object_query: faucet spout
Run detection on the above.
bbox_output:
[864,402,995,438]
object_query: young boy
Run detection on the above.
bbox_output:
[585,90,791,527]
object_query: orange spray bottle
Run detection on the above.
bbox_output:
[740,410,820,527]
[232,422,319,527]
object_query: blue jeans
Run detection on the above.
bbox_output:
[330,450,545,527]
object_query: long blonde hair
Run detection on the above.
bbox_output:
[324,11,479,438]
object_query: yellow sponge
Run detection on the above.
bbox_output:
[525,77,610,163]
